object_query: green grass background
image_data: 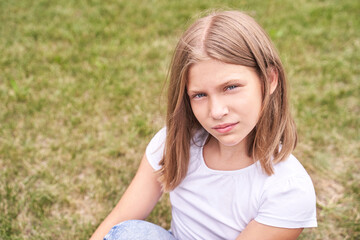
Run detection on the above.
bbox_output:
[1,0,359,239]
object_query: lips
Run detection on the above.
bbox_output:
[212,122,239,133]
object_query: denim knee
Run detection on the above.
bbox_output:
[104,220,176,240]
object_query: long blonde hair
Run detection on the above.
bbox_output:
[158,10,297,191]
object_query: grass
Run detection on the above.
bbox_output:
[0,0,359,239]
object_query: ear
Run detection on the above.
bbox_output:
[269,68,278,95]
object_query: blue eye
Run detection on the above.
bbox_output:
[194,93,206,99]
[226,85,238,91]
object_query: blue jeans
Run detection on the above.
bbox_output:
[104,220,177,240]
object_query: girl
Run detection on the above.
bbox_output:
[90,10,317,240]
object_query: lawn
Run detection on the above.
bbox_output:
[0,0,359,239]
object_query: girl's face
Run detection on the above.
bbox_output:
[187,59,263,148]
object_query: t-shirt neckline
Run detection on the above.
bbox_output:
[199,131,258,174]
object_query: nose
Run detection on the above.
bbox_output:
[209,97,229,120]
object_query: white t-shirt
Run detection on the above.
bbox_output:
[146,127,317,240]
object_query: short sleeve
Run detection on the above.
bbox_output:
[145,127,166,171]
[255,174,317,228]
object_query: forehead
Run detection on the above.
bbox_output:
[187,59,258,88]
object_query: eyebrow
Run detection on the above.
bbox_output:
[187,79,245,94]
[220,79,245,87]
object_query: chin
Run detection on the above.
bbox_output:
[217,136,244,147]
[220,142,242,147]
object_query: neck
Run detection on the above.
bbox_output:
[204,136,254,171]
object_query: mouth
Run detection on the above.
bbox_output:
[212,122,239,133]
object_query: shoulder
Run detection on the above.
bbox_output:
[145,127,207,171]
[255,155,317,228]
[270,154,310,182]
[147,127,167,149]
[264,155,316,202]
[254,155,314,191]
[145,127,167,171]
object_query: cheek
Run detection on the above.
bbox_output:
[251,94,263,122]
[190,103,206,122]
[237,91,262,121]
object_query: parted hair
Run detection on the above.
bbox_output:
[158,10,297,191]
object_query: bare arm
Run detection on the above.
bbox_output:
[236,220,303,240]
[90,154,163,240]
